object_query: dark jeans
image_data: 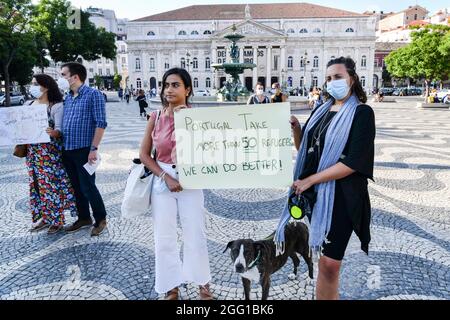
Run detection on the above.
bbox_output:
[62,147,107,223]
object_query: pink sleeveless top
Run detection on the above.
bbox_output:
[150,110,177,164]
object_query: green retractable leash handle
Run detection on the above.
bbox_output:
[288,192,306,220]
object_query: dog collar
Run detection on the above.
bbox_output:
[247,250,261,269]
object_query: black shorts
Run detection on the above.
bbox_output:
[321,204,354,261]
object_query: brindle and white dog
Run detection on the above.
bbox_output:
[224,222,314,300]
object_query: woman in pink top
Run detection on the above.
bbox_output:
[140,68,213,300]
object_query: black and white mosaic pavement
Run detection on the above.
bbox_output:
[0,101,449,300]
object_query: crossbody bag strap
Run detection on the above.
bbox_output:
[151,110,162,160]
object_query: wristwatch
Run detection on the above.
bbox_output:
[90,146,98,151]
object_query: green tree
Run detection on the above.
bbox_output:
[0,0,37,107]
[113,73,122,90]
[35,0,117,63]
[385,25,450,99]
[94,74,103,89]
[8,37,40,98]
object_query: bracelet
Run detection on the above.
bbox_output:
[159,171,167,179]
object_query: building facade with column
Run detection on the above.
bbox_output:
[126,3,377,94]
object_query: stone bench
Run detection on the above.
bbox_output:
[417,102,449,109]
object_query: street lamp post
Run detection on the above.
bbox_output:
[185,50,191,73]
[300,51,310,96]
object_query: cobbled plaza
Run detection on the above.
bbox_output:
[0,100,449,300]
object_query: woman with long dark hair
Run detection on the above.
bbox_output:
[140,68,213,300]
[276,57,376,299]
[26,74,77,234]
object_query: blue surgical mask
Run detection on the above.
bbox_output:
[30,85,43,99]
[327,79,350,100]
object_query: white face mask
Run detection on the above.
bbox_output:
[256,89,264,95]
[57,78,70,91]
[327,79,350,100]
[30,85,43,99]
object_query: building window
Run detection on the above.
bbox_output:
[191,30,199,35]
[192,57,198,70]
[273,56,279,71]
[136,78,142,89]
[98,69,102,76]
[313,56,319,68]
[345,28,355,33]
[361,76,366,87]
[374,59,379,68]
[414,14,417,20]
[106,68,110,76]
[180,57,186,68]
[300,59,306,68]
[97,59,102,64]
[121,45,125,52]
[164,59,169,70]
[89,68,94,73]
[287,28,295,34]
[135,58,141,70]
[206,77,211,88]
[313,28,321,33]
[147,31,155,36]
[150,58,155,71]
[193,77,198,88]
[205,57,210,70]
[361,55,367,68]
[299,28,308,33]
[204,30,212,35]
[287,56,293,69]
[178,30,187,36]
[313,76,318,87]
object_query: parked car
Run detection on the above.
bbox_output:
[437,90,450,102]
[379,87,395,96]
[0,92,26,106]
[194,89,211,96]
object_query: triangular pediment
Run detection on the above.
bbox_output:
[214,19,286,38]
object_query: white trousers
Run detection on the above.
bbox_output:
[151,162,211,294]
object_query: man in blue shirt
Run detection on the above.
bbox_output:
[60,62,108,236]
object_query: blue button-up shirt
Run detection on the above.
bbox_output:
[62,85,107,151]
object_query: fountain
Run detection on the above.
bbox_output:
[212,24,257,102]
[149,24,260,108]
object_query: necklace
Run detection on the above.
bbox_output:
[308,110,333,154]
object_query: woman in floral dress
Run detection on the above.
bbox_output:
[26,74,77,234]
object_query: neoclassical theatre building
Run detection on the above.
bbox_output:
[126,3,377,93]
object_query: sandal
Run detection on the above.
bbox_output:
[47,225,63,235]
[199,283,214,300]
[30,220,49,232]
[164,287,179,300]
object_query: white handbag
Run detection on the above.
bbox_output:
[121,111,161,218]
[120,163,154,218]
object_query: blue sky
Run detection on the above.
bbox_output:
[37,0,449,20]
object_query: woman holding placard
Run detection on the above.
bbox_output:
[277,57,375,300]
[26,74,77,234]
[140,68,213,300]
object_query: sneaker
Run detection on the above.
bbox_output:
[64,219,92,233]
[47,225,63,235]
[30,220,50,232]
[199,283,214,300]
[164,287,179,300]
[91,219,107,237]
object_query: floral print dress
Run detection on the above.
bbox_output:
[25,104,77,226]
